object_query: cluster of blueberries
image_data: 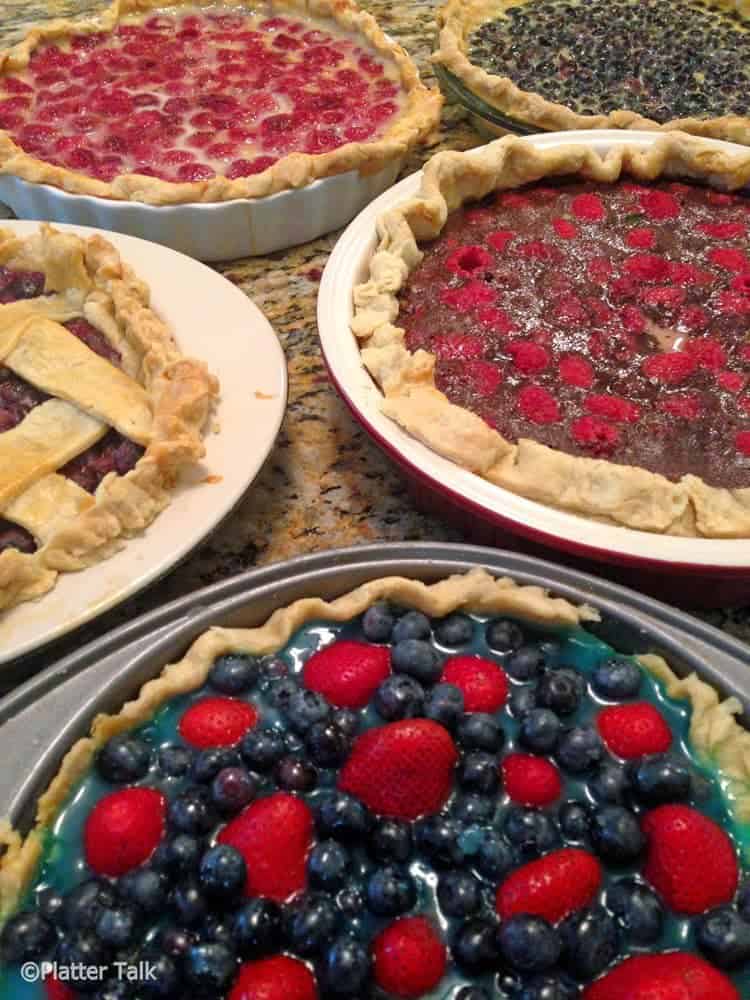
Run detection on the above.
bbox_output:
[2,602,749,1000]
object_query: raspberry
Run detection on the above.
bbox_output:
[571,192,605,221]
[626,228,655,249]
[621,305,646,333]
[641,286,686,310]
[718,290,750,315]
[570,416,620,455]
[587,257,613,284]
[519,240,559,261]
[709,248,750,273]
[585,394,641,423]
[642,352,697,385]
[737,431,750,456]
[446,245,494,277]
[487,230,515,252]
[552,217,578,239]
[707,190,736,206]
[462,361,503,397]
[739,396,750,414]
[686,338,726,371]
[609,276,640,302]
[718,371,745,393]
[508,341,550,375]
[731,273,750,294]
[699,221,746,238]
[555,294,586,324]
[624,254,670,282]
[476,306,515,335]
[440,281,497,312]
[586,298,614,328]
[678,305,710,332]
[432,334,484,361]
[659,394,703,420]
[639,189,681,219]
[518,385,561,425]
[669,262,713,286]
[559,355,594,389]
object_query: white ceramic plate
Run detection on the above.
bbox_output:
[0,220,287,664]
[318,130,750,574]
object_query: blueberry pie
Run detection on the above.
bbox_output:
[353,133,750,536]
[0,223,217,611]
[0,0,441,203]
[2,569,750,998]
[434,0,750,143]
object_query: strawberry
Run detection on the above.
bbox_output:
[338,719,458,820]
[84,787,165,876]
[303,640,391,709]
[228,956,318,1000]
[372,916,447,998]
[502,753,562,807]
[218,792,314,902]
[597,702,672,759]
[496,848,602,923]
[641,804,739,914]
[440,655,509,712]
[178,696,259,748]
[45,975,76,1000]
[583,953,740,1000]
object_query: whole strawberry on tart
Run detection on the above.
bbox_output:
[352,132,750,538]
[0,0,441,204]
[3,570,750,998]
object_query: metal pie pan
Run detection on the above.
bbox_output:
[1,542,749,840]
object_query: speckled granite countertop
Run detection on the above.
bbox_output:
[0,0,748,683]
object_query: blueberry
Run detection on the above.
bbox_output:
[95,905,136,948]
[459,751,499,794]
[415,816,465,867]
[425,683,465,730]
[456,990,490,1000]
[362,602,395,642]
[498,914,562,972]
[285,892,340,956]
[323,935,372,996]
[558,801,590,843]
[367,866,417,916]
[184,942,236,993]
[487,619,524,653]
[520,709,561,753]
[138,952,181,997]
[630,753,691,805]
[0,910,55,962]
[96,734,151,783]
[267,676,298,711]
[158,744,193,778]
[306,721,351,767]
[160,925,194,958]
[591,657,641,700]
[452,793,494,823]
[435,613,474,647]
[556,726,604,773]
[309,840,350,890]
[368,818,413,863]
[391,639,442,684]
[696,905,750,968]
[590,762,628,803]
[153,834,201,875]
[503,807,560,857]
[36,887,64,924]
[232,899,282,958]
[518,974,580,1000]
[56,932,109,989]
[739,879,750,922]
[286,689,331,734]
[392,610,432,642]
[337,886,365,917]
[211,765,258,814]
[607,878,664,943]
[316,793,372,841]
[192,746,240,784]
[560,906,619,979]
[209,653,258,694]
[438,870,481,917]
[276,755,318,792]
[452,917,500,972]
[590,805,644,863]
[374,674,425,720]
[168,786,217,835]
[537,669,584,716]
[172,878,208,926]
[94,979,131,1000]
[118,867,168,914]
[476,830,515,880]
[457,713,505,752]
[63,879,117,931]
[240,728,286,772]
[509,686,538,718]
[506,645,545,681]
[331,709,359,739]
[198,844,246,900]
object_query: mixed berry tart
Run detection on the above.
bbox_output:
[353,132,750,537]
[2,568,750,999]
[0,0,441,204]
[0,223,217,611]
[434,0,750,142]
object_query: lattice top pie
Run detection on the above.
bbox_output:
[0,224,218,612]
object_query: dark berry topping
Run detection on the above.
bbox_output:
[308,840,350,891]
[198,844,247,900]
[275,754,318,792]
[285,688,331,734]
[362,601,396,643]
[322,935,372,996]
[505,645,546,681]
[118,867,168,914]
[367,865,418,916]
[158,743,194,778]
[537,669,585,716]
[497,914,562,973]
[392,610,432,642]
[168,786,216,836]
[486,619,525,653]
[374,674,425,720]
[519,708,561,753]
[240,728,286,772]
[231,898,282,958]
[369,818,414,864]
[437,870,482,918]
[315,792,372,841]
[96,734,151,784]
[559,905,619,980]
[591,657,642,700]
[0,910,55,962]
[589,805,645,863]
[458,751,500,795]
[192,746,241,784]
[425,682,465,730]
[556,725,604,773]
[452,917,500,972]
[695,905,750,969]
[606,878,664,944]
[391,638,443,683]
[435,613,474,647]
[630,753,692,805]
[183,941,237,994]
[285,892,340,956]
[305,720,351,766]
[208,652,259,694]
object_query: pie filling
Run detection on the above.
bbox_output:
[399,177,750,488]
[1,605,749,998]
[0,4,406,185]
[467,0,750,122]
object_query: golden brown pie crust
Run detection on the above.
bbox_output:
[352,132,750,537]
[0,223,218,611]
[0,0,443,204]
[433,0,750,145]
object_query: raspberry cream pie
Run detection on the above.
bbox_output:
[352,133,750,537]
[434,0,750,143]
[0,223,217,612]
[2,569,750,999]
[0,0,441,204]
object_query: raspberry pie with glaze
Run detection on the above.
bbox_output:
[0,0,441,204]
[353,133,750,537]
[0,223,217,612]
